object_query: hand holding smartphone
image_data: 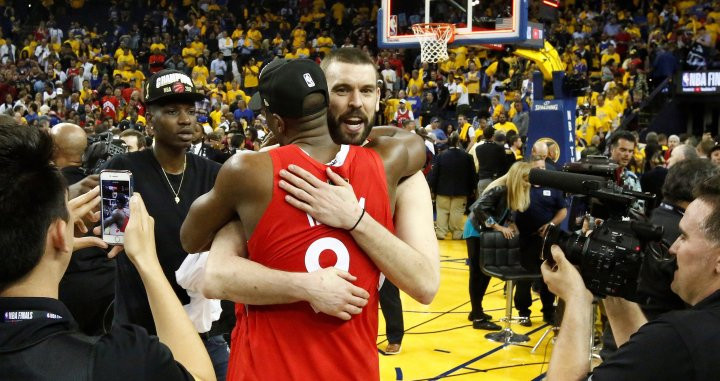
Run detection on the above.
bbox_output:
[100,170,133,244]
[122,193,161,271]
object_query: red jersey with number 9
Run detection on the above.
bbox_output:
[227,144,394,381]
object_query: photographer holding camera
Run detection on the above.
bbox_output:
[542,175,720,381]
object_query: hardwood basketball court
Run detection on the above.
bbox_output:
[378,239,553,381]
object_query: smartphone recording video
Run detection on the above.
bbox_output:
[100,170,133,244]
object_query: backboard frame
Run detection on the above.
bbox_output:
[378,0,529,49]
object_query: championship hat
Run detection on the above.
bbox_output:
[248,59,329,119]
[143,69,206,105]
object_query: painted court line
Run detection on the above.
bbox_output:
[377,301,471,346]
[430,324,550,380]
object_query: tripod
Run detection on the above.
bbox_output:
[531,297,560,353]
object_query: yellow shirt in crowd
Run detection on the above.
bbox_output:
[116,52,136,69]
[244,64,260,88]
[296,47,310,58]
[494,121,518,135]
[384,98,400,123]
[317,36,333,56]
[182,46,198,67]
[466,71,480,95]
[150,43,166,52]
[576,115,603,145]
[331,2,346,24]
[406,77,423,97]
[192,65,210,84]
[292,28,307,48]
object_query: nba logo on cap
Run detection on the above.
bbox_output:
[303,73,315,88]
[172,82,185,93]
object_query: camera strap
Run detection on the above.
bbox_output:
[659,202,685,216]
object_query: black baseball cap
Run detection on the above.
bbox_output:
[143,69,206,105]
[248,59,329,119]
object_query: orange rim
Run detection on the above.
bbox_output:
[411,23,455,44]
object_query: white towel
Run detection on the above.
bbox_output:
[175,252,222,334]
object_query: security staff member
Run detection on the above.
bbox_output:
[514,158,567,325]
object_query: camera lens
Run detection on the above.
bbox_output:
[559,233,588,265]
[541,224,561,262]
[541,224,587,266]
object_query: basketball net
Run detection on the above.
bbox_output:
[411,23,455,63]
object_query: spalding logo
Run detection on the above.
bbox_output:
[303,73,315,87]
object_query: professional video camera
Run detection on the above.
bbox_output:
[83,132,128,174]
[530,169,664,300]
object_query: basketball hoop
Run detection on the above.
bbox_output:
[411,23,455,63]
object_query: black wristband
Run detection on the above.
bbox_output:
[348,208,365,232]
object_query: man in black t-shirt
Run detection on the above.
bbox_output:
[0,118,214,381]
[105,70,230,380]
[436,77,451,118]
[475,127,509,193]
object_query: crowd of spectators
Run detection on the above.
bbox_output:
[0,0,719,168]
[1,1,720,379]
[0,0,383,156]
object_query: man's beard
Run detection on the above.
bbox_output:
[328,109,374,146]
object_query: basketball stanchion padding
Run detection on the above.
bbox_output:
[411,23,455,63]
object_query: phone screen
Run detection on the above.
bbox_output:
[101,178,132,243]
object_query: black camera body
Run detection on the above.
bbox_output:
[530,168,663,299]
[83,132,128,174]
[543,219,662,300]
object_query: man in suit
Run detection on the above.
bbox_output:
[429,131,477,240]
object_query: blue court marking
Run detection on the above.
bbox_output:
[400,307,507,314]
[395,367,403,380]
[531,373,547,381]
[377,301,471,346]
[378,289,511,344]
[431,324,550,380]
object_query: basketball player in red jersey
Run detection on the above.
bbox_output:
[276,48,440,356]
[181,59,427,380]
[201,48,440,373]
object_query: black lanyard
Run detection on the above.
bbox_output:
[1,310,63,323]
